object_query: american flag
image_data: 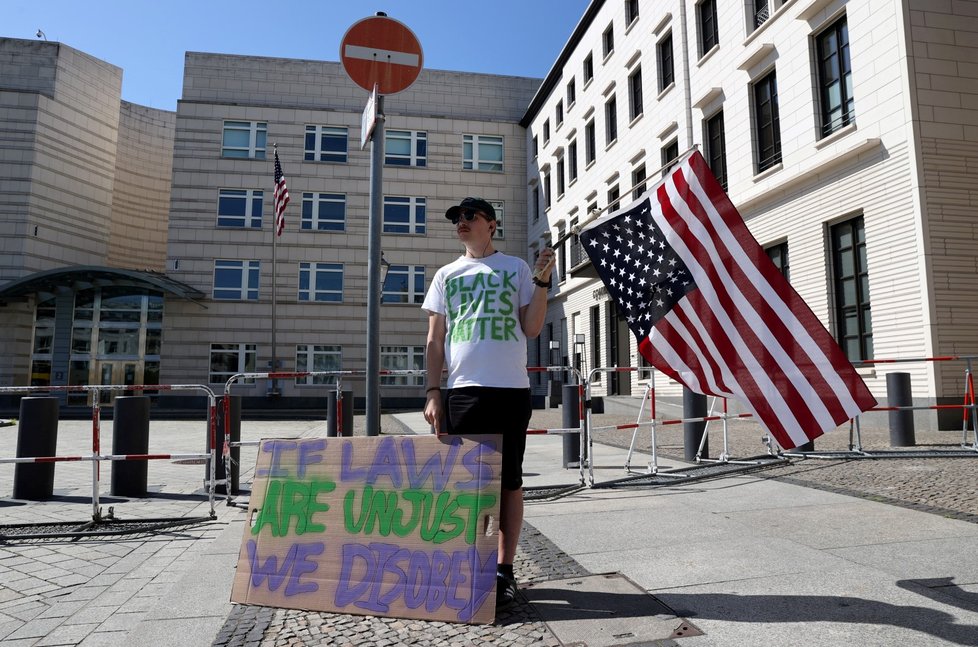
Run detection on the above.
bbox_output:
[580,150,876,450]
[273,151,290,236]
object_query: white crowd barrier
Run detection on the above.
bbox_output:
[0,384,219,521]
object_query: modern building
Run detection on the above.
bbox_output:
[0,38,189,405]
[161,52,539,404]
[522,0,978,427]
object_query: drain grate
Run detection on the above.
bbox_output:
[0,515,216,543]
[524,483,585,501]
[593,455,787,489]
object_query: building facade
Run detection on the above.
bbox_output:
[162,53,539,402]
[0,38,185,402]
[523,0,978,425]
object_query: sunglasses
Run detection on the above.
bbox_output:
[450,209,488,225]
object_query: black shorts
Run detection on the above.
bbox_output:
[445,386,531,491]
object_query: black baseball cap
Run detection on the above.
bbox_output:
[445,197,496,221]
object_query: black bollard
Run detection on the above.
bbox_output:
[111,396,150,497]
[886,372,916,447]
[14,397,59,500]
[683,388,708,461]
[562,384,583,468]
[212,395,241,494]
[327,390,354,437]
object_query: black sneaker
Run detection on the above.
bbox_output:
[496,573,518,609]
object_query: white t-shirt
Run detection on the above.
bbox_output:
[422,252,535,389]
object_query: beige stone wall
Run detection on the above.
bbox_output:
[906,0,978,399]
[107,101,176,271]
[163,53,540,395]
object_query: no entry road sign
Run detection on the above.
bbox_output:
[340,15,423,95]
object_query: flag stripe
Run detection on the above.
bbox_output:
[690,157,875,423]
[665,172,842,433]
[273,151,290,237]
[578,150,876,450]
[662,305,732,396]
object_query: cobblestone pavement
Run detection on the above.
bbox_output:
[4,405,974,646]
[213,405,978,646]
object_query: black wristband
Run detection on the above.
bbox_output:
[532,275,551,288]
[425,386,441,394]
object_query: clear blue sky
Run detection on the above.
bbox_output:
[6,0,591,110]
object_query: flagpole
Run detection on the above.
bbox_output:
[271,144,279,395]
[533,145,700,280]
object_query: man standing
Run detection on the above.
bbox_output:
[421,197,554,609]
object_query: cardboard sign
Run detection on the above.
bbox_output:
[231,435,502,624]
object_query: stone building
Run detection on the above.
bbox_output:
[522,0,978,427]
[0,38,187,404]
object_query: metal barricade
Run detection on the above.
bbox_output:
[0,383,218,523]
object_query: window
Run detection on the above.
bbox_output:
[585,119,596,165]
[385,130,427,166]
[568,139,578,183]
[532,186,540,222]
[532,135,538,158]
[602,23,615,58]
[543,119,551,144]
[30,298,55,387]
[488,201,505,238]
[213,260,259,300]
[607,185,620,212]
[383,265,426,304]
[569,216,586,268]
[556,101,564,127]
[556,157,566,197]
[753,70,782,172]
[301,193,346,231]
[605,95,618,145]
[628,67,644,121]
[631,164,646,200]
[657,33,674,92]
[831,217,872,360]
[753,0,776,30]
[698,0,719,56]
[304,125,347,163]
[383,196,426,234]
[217,189,263,228]
[625,0,640,25]
[705,110,728,190]
[661,139,679,177]
[816,16,854,137]
[590,305,601,382]
[209,343,256,384]
[295,345,340,385]
[222,121,266,159]
[381,346,425,386]
[583,52,594,84]
[544,172,552,208]
[567,78,576,106]
[557,224,567,280]
[463,134,503,171]
[765,241,790,281]
[298,262,343,302]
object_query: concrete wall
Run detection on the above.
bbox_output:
[107,101,176,271]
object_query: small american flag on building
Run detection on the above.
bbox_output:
[273,151,290,236]
[579,150,876,450]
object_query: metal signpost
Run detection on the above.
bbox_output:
[340,13,423,436]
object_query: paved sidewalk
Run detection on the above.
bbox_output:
[1,405,977,646]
